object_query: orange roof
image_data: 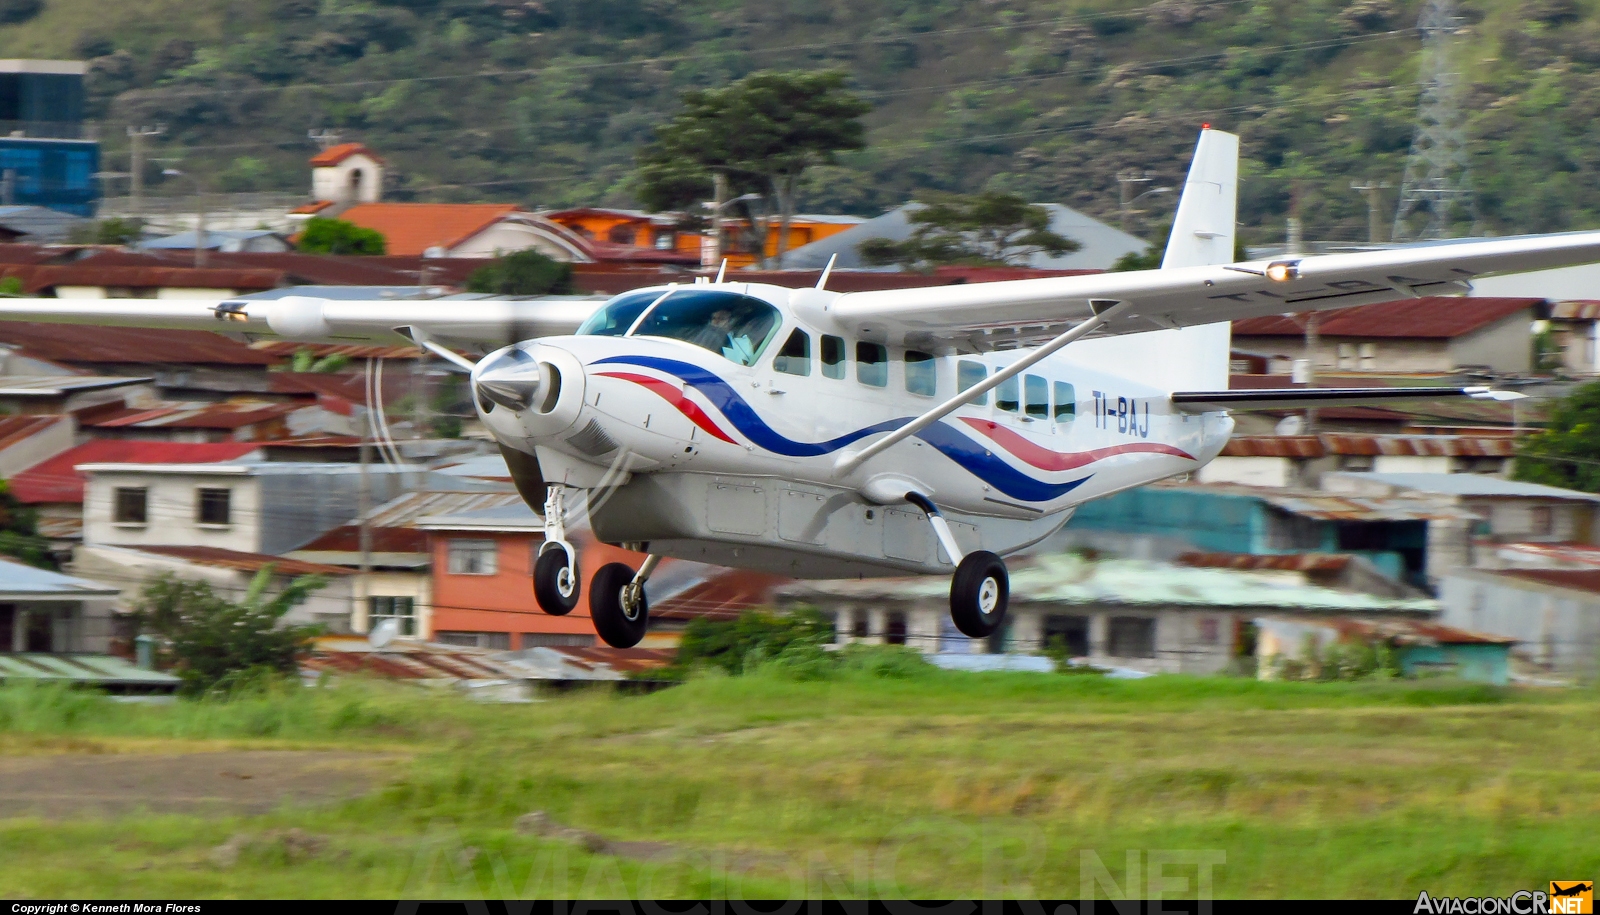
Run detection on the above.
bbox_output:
[309,143,384,167]
[290,200,335,215]
[337,203,520,256]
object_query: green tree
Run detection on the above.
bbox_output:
[133,568,325,696]
[635,70,870,266]
[672,608,834,676]
[465,249,574,295]
[1514,380,1600,492]
[0,276,23,297]
[859,191,1080,269]
[66,218,145,247]
[0,479,50,568]
[297,217,386,255]
[288,348,350,373]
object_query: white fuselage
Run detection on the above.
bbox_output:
[474,283,1235,546]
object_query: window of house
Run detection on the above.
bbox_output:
[447,539,498,575]
[904,350,937,396]
[1531,505,1554,536]
[1337,343,1356,370]
[851,609,870,639]
[884,610,907,645]
[369,596,415,636]
[521,633,596,648]
[1358,342,1376,370]
[433,631,511,650]
[1042,614,1090,657]
[996,374,1019,413]
[1198,616,1220,645]
[1108,616,1156,658]
[113,487,148,524]
[957,360,987,405]
[857,342,888,387]
[653,233,676,250]
[1054,381,1077,422]
[773,329,811,376]
[196,488,231,526]
[1024,374,1049,419]
[821,335,846,379]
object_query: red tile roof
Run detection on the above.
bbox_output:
[338,203,520,257]
[9,440,262,504]
[0,414,63,451]
[308,142,385,167]
[0,323,278,366]
[136,545,353,577]
[1232,297,1542,339]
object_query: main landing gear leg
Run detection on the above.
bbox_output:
[533,486,581,615]
[591,553,659,649]
[906,493,1009,640]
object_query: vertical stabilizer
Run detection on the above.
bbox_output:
[1071,128,1239,392]
[1162,128,1239,269]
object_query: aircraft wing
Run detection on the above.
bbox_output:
[1170,386,1523,413]
[0,294,607,352]
[828,231,1600,350]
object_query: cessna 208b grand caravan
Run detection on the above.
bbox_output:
[7,128,1600,648]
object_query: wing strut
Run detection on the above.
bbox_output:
[832,299,1133,478]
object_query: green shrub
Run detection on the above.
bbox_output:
[673,607,833,676]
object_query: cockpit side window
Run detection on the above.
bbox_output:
[628,290,782,366]
[575,290,659,337]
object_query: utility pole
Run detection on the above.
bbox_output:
[126,125,164,216]
[708,169,729,267]
[1351,180,1392,243]
[1117,169,1151,234]
[1393,0,1479,241]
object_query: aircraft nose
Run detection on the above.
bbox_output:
[475,363,541,412]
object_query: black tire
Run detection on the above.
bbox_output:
[590,562,648,648]
[950,550,1008,638]
[533,546,580,616]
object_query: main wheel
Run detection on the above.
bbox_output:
[590,562,648,648]
[533,546,580,616]
[950,550,1008,638]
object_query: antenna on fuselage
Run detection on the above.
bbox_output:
[816,253,837,291]
[714,259,729,284]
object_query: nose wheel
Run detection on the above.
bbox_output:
[533,544,580,615]
[950,550,1009,638]
[590,559,654,648]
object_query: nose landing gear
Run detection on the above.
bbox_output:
[905,492,1009,639]
[533,487,581,615]
[591,554,658,648]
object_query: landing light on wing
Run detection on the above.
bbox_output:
[1464,386,1528,402]
[1264,260,1300,282]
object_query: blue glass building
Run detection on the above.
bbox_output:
[0,60,98,217]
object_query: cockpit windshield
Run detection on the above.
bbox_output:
[576,289,782,367]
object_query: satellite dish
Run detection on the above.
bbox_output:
[1275,415,1306,436]
[368,618,400,650]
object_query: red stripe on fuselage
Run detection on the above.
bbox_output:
[959,417,1195,470]
[595,371,738,444]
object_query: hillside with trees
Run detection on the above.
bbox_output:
[3,0,1600,244]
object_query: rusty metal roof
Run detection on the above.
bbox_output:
[0,323,279,366]
[1177,552,1354,573]
[303,637,673,681]
[1258,491,1481,522]
[1263,615,1517,646]
[1220,433,1517,458]
[0,263,284,293]
[0,414,61,450]
[1232,297,1542,339]
[9,439,264,503]
[134,545,355,577]
[295,491,525,553]
[82,401,299,431]
[1492,568,1600,594]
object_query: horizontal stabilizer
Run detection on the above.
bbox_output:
[1171,386,1525,413]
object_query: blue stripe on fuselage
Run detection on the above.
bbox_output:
[593,354,1091,502]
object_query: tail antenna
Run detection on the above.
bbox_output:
[816,253,838,290]
[714,258,728,284]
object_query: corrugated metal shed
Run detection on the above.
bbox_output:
[0,376,151,397]
[294,490,524,555]
[1328,471,1600,501]
[134,545,355,578]
[779,555,1439,614]
[0,653,180,690]
[1258,492,1480,522]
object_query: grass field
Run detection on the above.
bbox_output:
[1,668,1597,899]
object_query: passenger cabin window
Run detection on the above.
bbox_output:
[996,375,1019,413]
[773,329,811,376]
[904,350,936,396]
[113,487,148,524]
[857,342,888,387]
[1054,381,1076,422]
[1025,375,1049,419]
[628,290,781,366]
[821,335,846,379]
[957,360,987,405]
